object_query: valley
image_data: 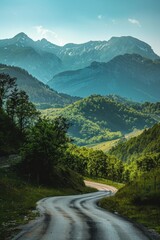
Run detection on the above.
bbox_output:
[40,95,157,146]
[0,31,160,240]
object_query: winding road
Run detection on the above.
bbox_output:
[13,181,152,240]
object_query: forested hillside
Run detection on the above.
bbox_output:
[110,123,160,162]
[100,123,160,234]
[42,95,156,145]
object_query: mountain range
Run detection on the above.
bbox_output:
[48,54,160,102]
[0,33,159,84]
[0,64,79,108]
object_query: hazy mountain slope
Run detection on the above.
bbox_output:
[0,33,63,82]
[42,95,156,145]
[48,54,160,102]
[0,64,79,107]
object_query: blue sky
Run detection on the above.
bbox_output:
[0,0,160,54]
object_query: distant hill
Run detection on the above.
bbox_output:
[108,95,160,115]
[0,64,80,108]
[110,123,160,162]
[48,54,160,102]
[42,95,156,145]
[0,33,159,83]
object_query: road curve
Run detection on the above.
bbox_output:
[84,180,118,193]
[13,182,151,240]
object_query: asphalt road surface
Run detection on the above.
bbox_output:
[13,181,152,240]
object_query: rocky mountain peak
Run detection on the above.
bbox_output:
[13,32,30,41]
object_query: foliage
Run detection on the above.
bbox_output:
[0,73,39,155]
[41,95,156,145]
[137,101,160,115]
[6,88,39,132]
[0,73,16,108]
[62,144,125,183]
[110,123,160,162]
[19,117,70,184]
[0,109,23,156]
[108,95,160,115]
[100,168,160,234]
[136,153,160,172]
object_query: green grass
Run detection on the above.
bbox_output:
[84,176,124,190]
[99,168,160,234]
[124,129,144,140]
[0,168,93,240]
[86,129,144,153]
[86,139,120,152]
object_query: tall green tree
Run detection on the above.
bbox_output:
[87,150,107,177]
[20,117,70,184]
[6,90,39,132]
[0,74,16,108]
[0,108,23,156]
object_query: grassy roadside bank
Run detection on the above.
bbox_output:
[99,169,160,235]
[0,168,93,240]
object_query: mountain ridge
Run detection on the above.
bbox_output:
[0,64,80,108]
[0,33,159,83]
[47,54,160,102]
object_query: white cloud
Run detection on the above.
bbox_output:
[97,15,102,20]
[34,26,62,44]
[128,18,141,27]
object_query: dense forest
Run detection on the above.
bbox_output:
[110,123,160,162]
[107,95,160,115]
[100,123,160,233]
[41,95,156,145]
